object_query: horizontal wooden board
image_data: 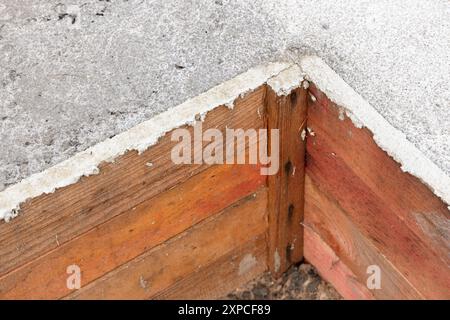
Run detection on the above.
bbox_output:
[304,225,374,300]
[154,235,267,299]
[304,175,422,299]
[0,163,265,299]
[66,189,268,299]
[306,85,450,299]
[308,85,450,261]
[0,86,266,278]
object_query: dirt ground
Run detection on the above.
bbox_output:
[226,263,341,300]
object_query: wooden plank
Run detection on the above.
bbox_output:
[0,87,266,278]
[308,84,450,261]
[154,235,267,300]
[0,164,265,299]
[304,226,374,300]
[265,86,307,277]
[66,189,268,300]
[304,175,423,299]
[306,86,450,299]
[306,135,448,299]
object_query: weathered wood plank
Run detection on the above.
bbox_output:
[265,86,307,276]
[304,175,423,299]
[154,235,267,300]
[66,189,268,300]
[0,87,266,278]
[306,86,450,299]
[308,84,450,261]
[0,164,265,299]
[304,225,374,300]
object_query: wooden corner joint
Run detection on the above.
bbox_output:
[265,85,308,277]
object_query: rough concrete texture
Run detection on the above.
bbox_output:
[1,0,449,188]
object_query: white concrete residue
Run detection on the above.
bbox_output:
[267,64,304,95]
[0,62,291,221]
[2,56,450,222]
[300,55,450,209]
[300,129,307,141]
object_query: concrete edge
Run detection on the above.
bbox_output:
[1,55,449,222]
[0,61,293,221]
[300,55,450,210]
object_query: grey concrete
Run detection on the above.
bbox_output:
[1,0,449,189]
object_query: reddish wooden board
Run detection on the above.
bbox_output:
[0,164,265,299]
[304,225,375,300]
[305,85,450,299]
[304,175,422,299]
[0,87,267,278]
[154,234,267,300]
[67,189,268,299]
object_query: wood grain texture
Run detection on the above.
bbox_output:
[0,87,266,278]
[308,84,450,261]
[304,175,422,299]
[265,86,307,276]
[0,164,265,299]
[66,189,268,300]
[306,85,450,299]
[304,225,374,300]
[154,235,267,300]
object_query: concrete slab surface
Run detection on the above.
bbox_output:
[1,0,449,189]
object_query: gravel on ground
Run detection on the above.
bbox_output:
[226,263,341,300]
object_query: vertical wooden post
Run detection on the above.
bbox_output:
[265,85,307,277]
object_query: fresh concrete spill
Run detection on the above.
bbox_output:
[1,56,450,222]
